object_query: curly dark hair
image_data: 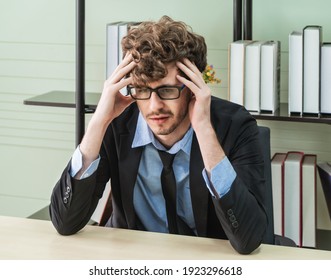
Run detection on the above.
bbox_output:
[121,16,207,86]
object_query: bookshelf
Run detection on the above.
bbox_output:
[233,0,331,125]
[254,103,331,125]
[234,0,331,250]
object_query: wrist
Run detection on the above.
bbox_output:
[78,115,109,165]
[87,112,113,131]
[193,121,214,135]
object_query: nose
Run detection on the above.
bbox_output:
[149,91,164,111]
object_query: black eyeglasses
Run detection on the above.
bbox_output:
[127,85,185,100]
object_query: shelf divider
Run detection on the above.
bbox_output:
[76,0,85,146]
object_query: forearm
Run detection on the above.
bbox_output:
[194,123,225,175]
[76,116,109,178]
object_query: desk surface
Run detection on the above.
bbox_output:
[1,216,331,260]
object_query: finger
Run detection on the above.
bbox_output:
[120,52,134,66]
[176,60,204,86]
[176,60,203,92]
[176,74,200,94]
[117,75,133,89]
[181,58,203,77]
[107,75,133,94]
[182,58,198,72]
[107,53,135,79]
[177,71,211,102]
[107,60,137,85]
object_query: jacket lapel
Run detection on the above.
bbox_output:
[189,134,209,237]
[117,110,143,229]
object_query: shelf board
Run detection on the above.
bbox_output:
[23,90,100,113]
[24,95,331,125]
[253,103,331,125]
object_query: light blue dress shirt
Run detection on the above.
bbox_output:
[70,113,236,233]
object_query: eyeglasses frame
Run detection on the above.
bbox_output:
[127,84,186,100]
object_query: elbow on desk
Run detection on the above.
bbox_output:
[230,240,262,255]
[227,218,267,255]
[53,223,78,236]
[48,205,84,236]
[227,226,265,254]
[50,218,84,236]
[234,227,267,254]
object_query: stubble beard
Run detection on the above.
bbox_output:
[147,92,191,137]
[150,102,189,136]
[157,109,188,136]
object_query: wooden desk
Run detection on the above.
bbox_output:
[1,216,331,260]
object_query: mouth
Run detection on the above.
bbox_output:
[149,115,170,124]
[149,115,171,125]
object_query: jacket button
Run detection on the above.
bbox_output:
[229,215,236,223]
[232,221,239,228]
[227,209,234,216]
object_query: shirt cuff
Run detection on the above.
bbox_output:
[202,156,237,198]
[70,146,100,179]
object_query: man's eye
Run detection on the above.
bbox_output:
[136,88,149,94]
[160,88,175,94]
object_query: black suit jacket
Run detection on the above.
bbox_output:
[50,96,267,254]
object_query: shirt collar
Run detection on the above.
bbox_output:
[132,112,193,155]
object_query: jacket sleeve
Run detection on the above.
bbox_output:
[211,107,268,254]
[49,141,112,236]
[49,105,138,235]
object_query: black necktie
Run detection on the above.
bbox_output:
[158,150,178,234]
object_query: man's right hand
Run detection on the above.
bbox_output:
[94,53,137,127]
[75,53,137,178]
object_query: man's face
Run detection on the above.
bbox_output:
[135,63,191,146]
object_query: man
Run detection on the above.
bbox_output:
[50,16,267,254]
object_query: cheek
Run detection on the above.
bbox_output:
[172,98,190,117]
[179,93,191,110]
[136,101,147,112]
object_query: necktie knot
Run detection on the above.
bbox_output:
[158,150,176,169]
